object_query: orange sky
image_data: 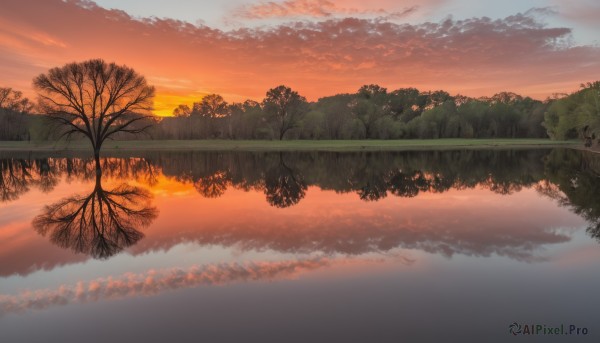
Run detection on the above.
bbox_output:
[1,0,600,116]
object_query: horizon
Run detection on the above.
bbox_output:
[1,0,600,116]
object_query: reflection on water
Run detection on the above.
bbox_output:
[0,149,598,265]
[538,149,600,239]
[2,148,599,218]
[1,148,600,340]
[32,165,157,259]
[0,149,556,204]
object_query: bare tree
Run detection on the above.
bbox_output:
[0,87,33,113]
[33,59,155,160]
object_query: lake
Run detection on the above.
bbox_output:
[0,148,599,342]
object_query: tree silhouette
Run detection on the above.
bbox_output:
[33,59,155,160]
[32,164,158,259]
[262,85,308,140]
[173,104,191,117]
[194,170,231,198]
[0,87,33,113]
[192,94,229,118]
[0,159,33,202]
[264,153,307,208]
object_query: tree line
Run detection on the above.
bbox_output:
[544,81,600,144]
[154,85,550,140]
[1,59,598,142]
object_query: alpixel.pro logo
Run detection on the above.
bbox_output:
[509,322,589,336]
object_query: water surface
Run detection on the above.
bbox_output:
[1,149,599,342]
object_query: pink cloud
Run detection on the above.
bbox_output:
[557,0,600,27]
[232,0,419,20]
[0,257,357,315]
[0,0,598,113]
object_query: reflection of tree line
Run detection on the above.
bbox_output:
[2,148,599,261]
[3,150,595,210]
[536,149,600,241]
[2,150,551,207]
[153,149,548,206]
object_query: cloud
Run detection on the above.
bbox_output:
[0,257,361,316]
[554,0,600,28]
[232,0,418,20]
[0,0,599,114]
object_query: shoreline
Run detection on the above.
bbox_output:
[0,139,578,153]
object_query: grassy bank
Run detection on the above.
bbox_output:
[0,139,578,152]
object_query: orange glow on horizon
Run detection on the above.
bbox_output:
[151,90,208,117]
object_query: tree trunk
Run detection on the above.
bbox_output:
[94,152,101,176]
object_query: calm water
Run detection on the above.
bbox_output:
[1,149,599,342]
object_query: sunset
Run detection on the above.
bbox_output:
[2,0,600,115]
[1,1,600,342]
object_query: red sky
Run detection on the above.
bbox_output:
[1,0,600,116]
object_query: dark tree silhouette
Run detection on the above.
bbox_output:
[264,153,307,208]
[194,171,231,198]
[0,159,33,202]
[262,85,308,140]
[0,87,33,113]
[173,104,191,117]
[192,94,229,118]
[32,164,158,259]
[33,59,155,160]
[388,170,422,198]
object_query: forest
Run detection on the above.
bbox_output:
[1,82,598,142]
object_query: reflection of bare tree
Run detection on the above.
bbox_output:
[32,166,158,259]
[264,153,307,208]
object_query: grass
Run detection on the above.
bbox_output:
[0,139,578,152]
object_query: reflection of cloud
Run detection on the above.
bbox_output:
[0,186,582,278]
[128,188,577,263]
[0,258,350,316]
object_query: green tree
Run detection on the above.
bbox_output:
[262,85,308,140]
[544,82,600,141]
[351,85,390,138]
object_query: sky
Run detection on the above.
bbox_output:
[1,0,599,116]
